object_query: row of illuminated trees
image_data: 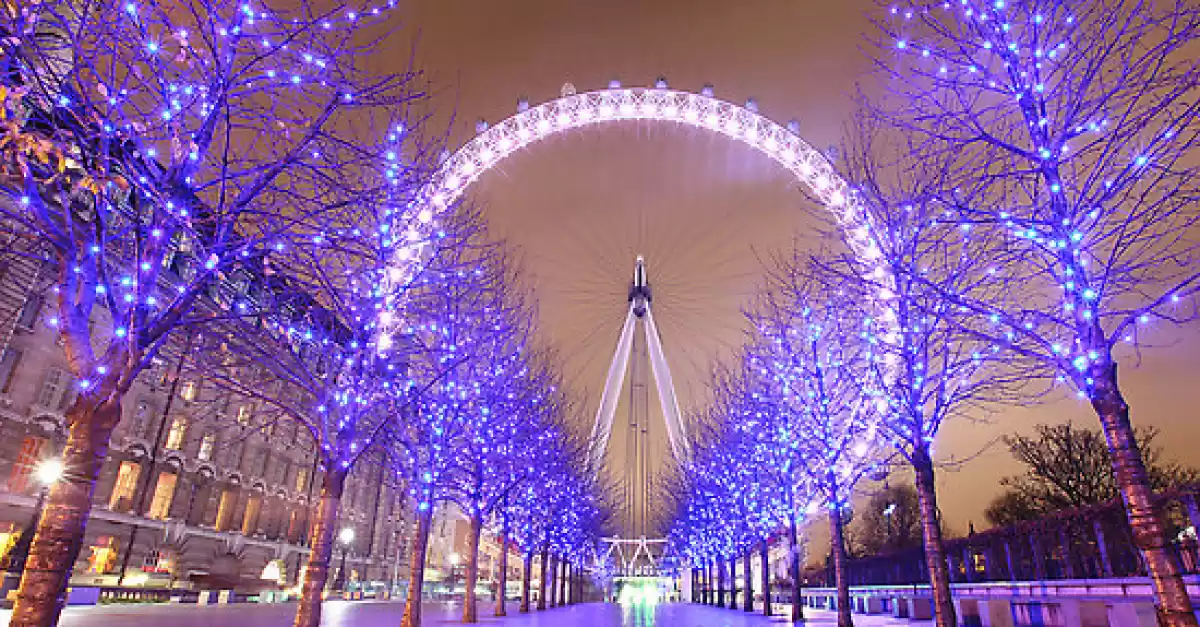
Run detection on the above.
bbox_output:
[0,1,607,626]
[668,1,1200,627]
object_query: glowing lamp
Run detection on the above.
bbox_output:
[35,459,65,485]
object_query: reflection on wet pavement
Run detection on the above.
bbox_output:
[10,599,935,626]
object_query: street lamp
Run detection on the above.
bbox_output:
[34,458,65,487]
[448,553,462,597]
[883,502,897,551]
[6,459,65,584]
[333,527,355,592]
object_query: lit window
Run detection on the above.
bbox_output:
[87,536,118,574]
[165,417,187,450]
[109,461,140,511]
[294,467,310,494]
[242,494,262,535]
[142,549,175,574]
[215,490,236,531]
[197,433,215,461]
[180,381,197,402]
[236,404,252,426]
[0,522,19,565]
[287,509,306,544]
[147,472,177,520]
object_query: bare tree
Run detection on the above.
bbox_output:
[0,1,421,623]
[819,112,1025,627]
[188,166,456,626]
[389,231,538,627]
[669,271,888,627]
[869,1,1200,622]
[751,271,888,627]
[447,348,568,623]
[986,423,1200,526]
[852,483,922,556]
[505,423,608,615]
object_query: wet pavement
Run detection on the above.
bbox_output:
[1,600,935,626]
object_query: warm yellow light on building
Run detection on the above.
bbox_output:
[261,559,285,583]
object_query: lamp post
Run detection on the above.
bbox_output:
[6,459,65,588]
[333,527,355,592]
[883,502,897,552]
[448,552,461,598]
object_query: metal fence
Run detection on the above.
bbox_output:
[803,488,1200,587]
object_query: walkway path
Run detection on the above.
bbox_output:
[0,600,935,626]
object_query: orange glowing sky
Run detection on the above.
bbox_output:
[389,0,1200,535]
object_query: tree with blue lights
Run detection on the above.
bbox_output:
[751,268,887,627]
[873,1,1200,623]
[739,353,811,620]
[505,433,603,611]
[706,366,793,613]
[666,351,812,620]
[390,231,519,627]
[0,1,419,623]
[190,189,469,627]
[388,233,605,625]
[508,476,554,613]
[819,113,1024,627]
[543,464,606,607]
[446,345,570,622]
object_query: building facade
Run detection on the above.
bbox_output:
[425,505,535,601]
[0,256,411,595]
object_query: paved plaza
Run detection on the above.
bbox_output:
[0,601,934,626]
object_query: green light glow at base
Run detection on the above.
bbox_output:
[617,578,662,606]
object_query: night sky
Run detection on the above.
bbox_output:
[391,0,1200,535]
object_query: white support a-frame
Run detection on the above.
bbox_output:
[602,536,669,576]
[587,256,690,474]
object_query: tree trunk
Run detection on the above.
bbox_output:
[519,551,533,612]
[400,506,434,627]
[537,546,549,610]
[559,560,569,605]
[728,559,735,608]
[547,553,558,607]
[743,550,753,611]
[830,505,853,627]
[293,468,346,627]
[11,395,121,627]
[461,511,483,623]
[713,561,720,605]
[913,445,957,627]
[789,519,804,623]
[494,526,509,616]
[761,540,772,616]
[700,559,710,602]
[718,557,727,608]
[1092,365,1198,627]
[727,558,737,608]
